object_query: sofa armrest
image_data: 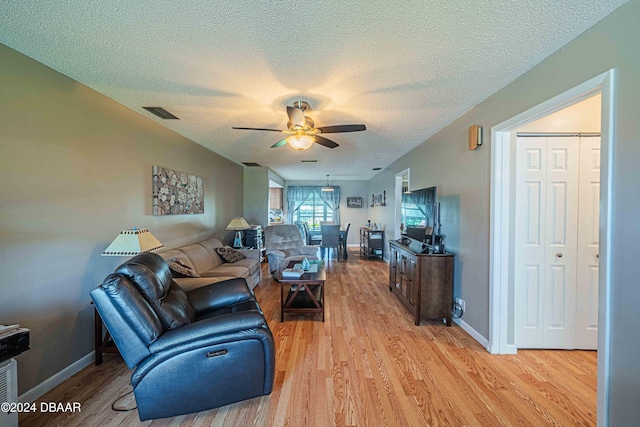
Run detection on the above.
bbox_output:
[264,249,285,258]
[149,310,267,354]
[236,248,259,260]
[186,278,254,314]
[300,245,320,256]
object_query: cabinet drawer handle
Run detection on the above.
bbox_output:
[556,253,563,258]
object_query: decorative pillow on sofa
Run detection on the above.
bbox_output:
[215,246,246,263]
[168,257,200,278]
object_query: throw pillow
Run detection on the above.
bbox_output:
[168,257,200,278]
[215,246,246,263]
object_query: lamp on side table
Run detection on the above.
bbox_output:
[226,217,250,249]
[95,228,164,365]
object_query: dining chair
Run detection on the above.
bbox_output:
[305,222,321,245]
[320,224,341,260]
[340,223,351,259]
[294,221,307,243]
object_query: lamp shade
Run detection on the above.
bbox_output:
[287,135,315,151]
[226,217,250,230]
[102,228,164,256]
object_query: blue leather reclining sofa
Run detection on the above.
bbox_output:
[91,252,275,421]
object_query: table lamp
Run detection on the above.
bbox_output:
[226,217,250,248]
[102,227,164,256]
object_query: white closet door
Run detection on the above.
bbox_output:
[575,137,601,349]
[543,137,579,348]
[515,137,547,347]
[515,136,579,349]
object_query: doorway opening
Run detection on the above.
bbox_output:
[488,69,614,425]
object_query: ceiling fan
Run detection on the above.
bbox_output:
[232,100,366,151]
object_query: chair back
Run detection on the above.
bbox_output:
[264,224,305,252]
[342,223,351,244]
[294,221,307,243]
[320,224,340,248]
[301,222,312,245]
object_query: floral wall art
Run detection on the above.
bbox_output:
[152,165,204,215]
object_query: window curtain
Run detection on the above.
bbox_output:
[318,186,341,225]
[287,186,315,224]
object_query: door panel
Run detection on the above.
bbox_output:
[575,137,601,349]
[515,139,547,346]
[516,137,578,349]
[543,138,578,348]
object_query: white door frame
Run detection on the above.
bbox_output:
[488,70,614,425]
[394,169,410,240]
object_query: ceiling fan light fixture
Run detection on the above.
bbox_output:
[287,135,315,151]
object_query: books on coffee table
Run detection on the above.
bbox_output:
[282,268,304,278]
[293,263,318,273]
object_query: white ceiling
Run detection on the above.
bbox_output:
[0,1,627,181]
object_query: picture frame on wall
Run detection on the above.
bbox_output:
[152,165,204,215]
[347,197,363,208]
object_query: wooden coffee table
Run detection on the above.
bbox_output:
[274,260,326,321]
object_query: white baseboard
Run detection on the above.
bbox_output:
[19,351,95,403]
[505,344,517,354]
[453,317,490,350]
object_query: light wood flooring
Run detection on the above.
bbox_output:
[20,249,597,426]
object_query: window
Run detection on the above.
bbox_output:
[292,192,334,230]
[402,203,426,227]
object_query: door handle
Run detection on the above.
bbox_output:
[556,253,563,258]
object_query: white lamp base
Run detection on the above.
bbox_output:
[233,231,243,248]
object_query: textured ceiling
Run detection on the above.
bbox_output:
[0,0,627,180]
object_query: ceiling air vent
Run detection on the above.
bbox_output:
[142,107,179,120]
[301,160,318,163]
[372,167,382,170]
[242,162,262,167]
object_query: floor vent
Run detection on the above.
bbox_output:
[0,359,17,426]
[142,107,179,120]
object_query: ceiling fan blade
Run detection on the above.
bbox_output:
[317,124,366,133]
[314,135,339,149]
[271,139,288,148]
[232,127,286,132]
[287,106,306,128]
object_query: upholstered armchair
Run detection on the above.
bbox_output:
[264,224,319,274]
[91,253,275,421]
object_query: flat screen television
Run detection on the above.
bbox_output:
[401,186,437,244]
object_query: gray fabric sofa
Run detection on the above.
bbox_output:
[264,224,319,274]
[159,238,261,290]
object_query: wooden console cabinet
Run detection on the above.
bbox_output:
[388,239,454,326]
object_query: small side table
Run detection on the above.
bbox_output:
[93,304,120,365]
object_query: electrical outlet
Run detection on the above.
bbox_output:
[456,297,466,312]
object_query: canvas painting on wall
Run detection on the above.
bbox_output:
[152,165,204,215]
